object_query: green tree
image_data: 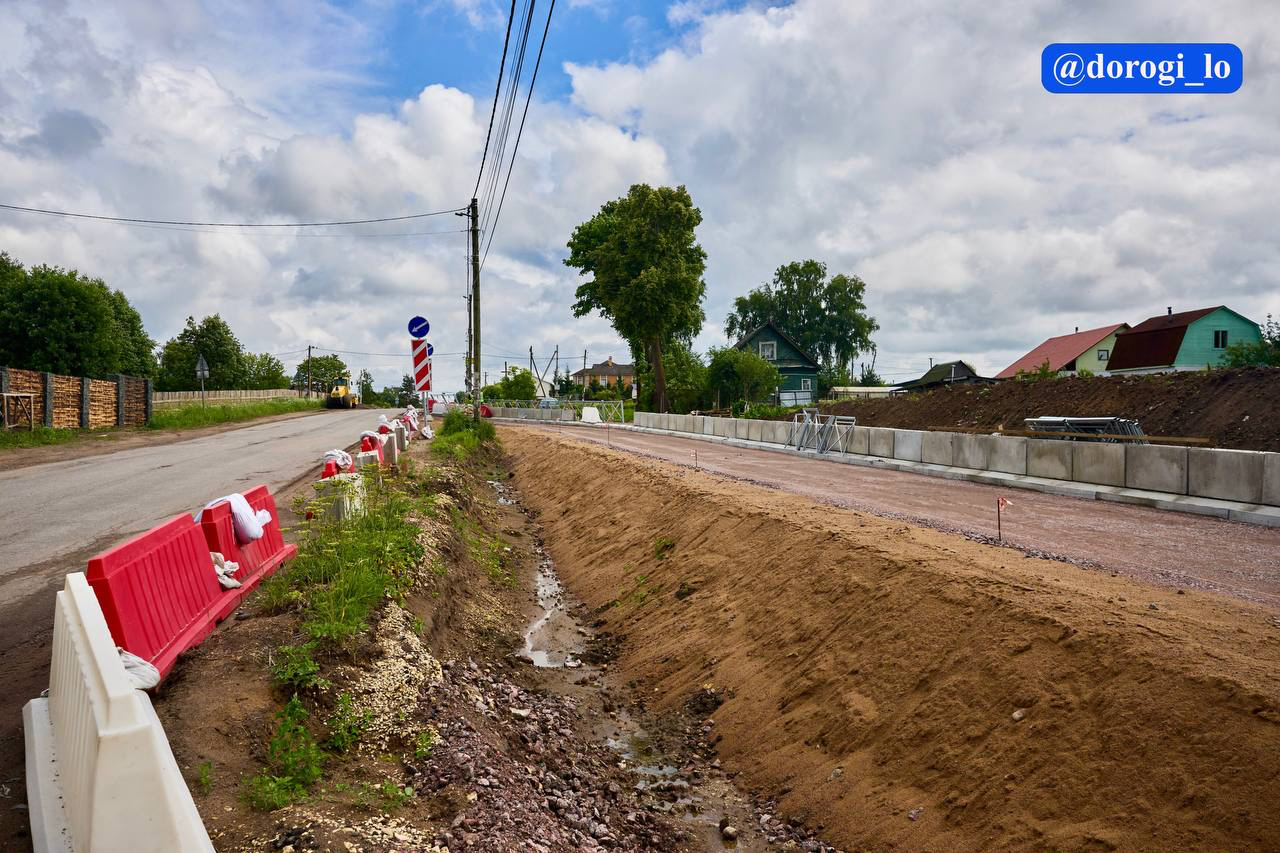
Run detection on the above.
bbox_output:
[565,184,707,413]
[0,254,156,378]
[724,260,878,372]
[857,361,884,386]
[499,369,538,400]
[156,315,247,390]
[707,347,781,407]
[634,340,705,413]
[395,374,418,406]
[356,369,376,401]
[292,354,349,395]
[245,353,289,390]
[1222,315,1280,367]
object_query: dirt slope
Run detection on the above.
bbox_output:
[506,429,1280,852]
[808,367,1280,450]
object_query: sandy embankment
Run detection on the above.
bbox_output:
[505,428,1280,852]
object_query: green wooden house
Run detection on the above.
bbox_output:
[1106,306,1260,374]
[733,320,821,405]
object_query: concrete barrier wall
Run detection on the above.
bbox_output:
[1188,448,1264,503]
[990,436,1027,475]
[922,431,953,466]
[635,414,1279,508]
[1126,445,1188,494]
[867,427,895,458]
[892,429,924,462]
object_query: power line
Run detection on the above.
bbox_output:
[0,202,465,228]
[473,0,519,198]
[480,0,556,270]
[478,0,535,239]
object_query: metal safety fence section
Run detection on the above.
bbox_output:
[787,409,857,454]
[1024,416,1147,443]
[486,399,626,424]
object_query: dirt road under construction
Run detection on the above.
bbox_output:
[504,428,1280,851]
[510,422,1280,608]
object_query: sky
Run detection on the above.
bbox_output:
[1,0,1277,391]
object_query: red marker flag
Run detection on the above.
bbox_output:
[998,496,1011,510]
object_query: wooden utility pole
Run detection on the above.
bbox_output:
[306,344,312,398]
[469,197,481,420]
[464,293,472,397]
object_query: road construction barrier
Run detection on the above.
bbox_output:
[199,484,297,617]
[23,573,214,853]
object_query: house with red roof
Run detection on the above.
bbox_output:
[1106,306,1260,374]
[997,323,1129,379]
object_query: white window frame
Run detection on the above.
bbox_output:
[1212,330,1228,349]
[758,341,777,361]
[800,377,812,391]
[1096,348,1109,361]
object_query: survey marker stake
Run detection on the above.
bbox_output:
[997,496,1011,541]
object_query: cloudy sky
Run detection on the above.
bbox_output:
[1,0,1277,390]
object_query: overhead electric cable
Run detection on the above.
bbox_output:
[473,0,519,198]
[479,0,535,238]
[0,202,465,228]
[481,0,556,270]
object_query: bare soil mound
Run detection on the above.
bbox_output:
[809,367,1280,450]
[506,429,1280,852]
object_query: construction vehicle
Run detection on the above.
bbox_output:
[325,373,360,409]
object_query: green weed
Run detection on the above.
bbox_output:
[244,695,325,811]
[326,692,371,754]
[196,761,213,796]
[653,536,676,560]
[413,727,438,760]
[270,643,328,692]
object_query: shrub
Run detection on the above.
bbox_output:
[270,643,328,692]
[245,695,324,810]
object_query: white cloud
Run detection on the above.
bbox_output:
[1,0,1277,396]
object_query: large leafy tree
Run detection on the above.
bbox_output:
[0,253,157,378]
[565,184,707,413]
[724,259,878,372]
[157,315,248,390]
[291,354,349,395]
[634,340,706,413]
[707,346,781,407]
[245,352,290,389]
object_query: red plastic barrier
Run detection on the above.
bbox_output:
[87,515,233,679]
[321,459,339,479]
[427,399,435,412]
[480,404,493,418]
[199,485,297,618]
[360,434,385,464]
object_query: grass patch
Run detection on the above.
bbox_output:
[431,410,498,462]
[245,695,325,811]
[196,761,213,796]
[148,397,321,431]
[451,506,516,587]
[258,471,423,648]
[270,643,328,692]
[653,536,676,560]
[0,426,85,450]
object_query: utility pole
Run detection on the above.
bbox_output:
[464,293,472,398]
[469,197,481,421]
[306,344,312,398]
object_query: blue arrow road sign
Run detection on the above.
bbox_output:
[408,316,430,337]
[426,343,434,357]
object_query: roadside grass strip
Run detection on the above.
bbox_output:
[0,425,83,449]
[148,397,322,430]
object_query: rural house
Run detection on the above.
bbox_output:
[571,356,634,389]
[997,323,1130,379]
[1105,306,1260,374]
[732,320,820,405]
[897,360,994,392]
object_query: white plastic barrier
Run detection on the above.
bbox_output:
[24,573,214,853]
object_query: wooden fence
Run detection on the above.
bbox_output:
[151,388,302,408]
[1,367,151,429]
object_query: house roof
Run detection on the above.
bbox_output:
[996,323,1128,379]
[571,359,634,378]
[1106,306,1220,371]
[732,320,820,369]
[899,360,991,389]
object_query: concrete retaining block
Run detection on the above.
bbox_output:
[747,418,764,442]
[383,434,401,466]
[921,431,954,466]
[1265,453,1280,507]
[314,473,366,523]
[713,418,732,437]
[989,436,1027,475]
[892,429,924,462]
[954,434,992,470]
[1027,439,1072,480]
[1073,443,1125,487]
[848,426,871,455]
[763,420,789,444]
[1188,447,1265,504]
[867,427,895,458]
[1125,444,1188,494]
[735,418,751,441]
[701,416,716,435]
[689,415,705,435]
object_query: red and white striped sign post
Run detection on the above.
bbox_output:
[412,338,432,392]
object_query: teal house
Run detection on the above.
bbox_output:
[1106,306,1260,374]
[733,320,821,405]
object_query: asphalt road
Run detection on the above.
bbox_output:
[0,408,397,848]
[510,422,1280,608]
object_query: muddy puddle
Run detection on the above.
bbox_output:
[488,477,769,851]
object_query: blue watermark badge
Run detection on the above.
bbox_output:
[1042,43,1242,93]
